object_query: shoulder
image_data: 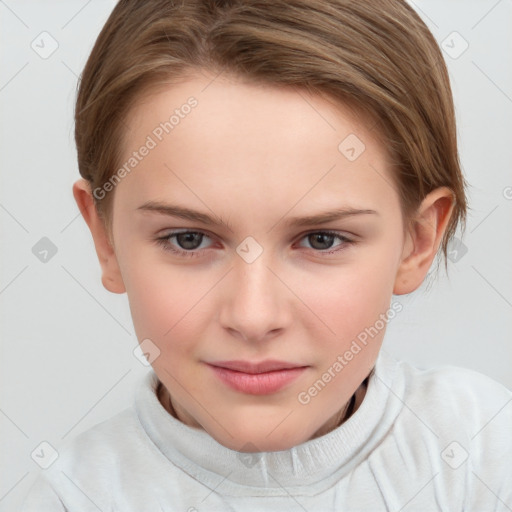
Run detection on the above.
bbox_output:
[376,350,512,447]
[21,406,148,510]
[48,371,161,475]
[49,405,147,476]
[385,353,512,505]
[394,355,512,425]
[23,370,168,499]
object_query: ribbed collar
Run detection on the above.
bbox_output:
[134,349,403,496]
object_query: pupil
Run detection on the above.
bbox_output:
[177,232,202,250]
[310,233,334,250]
[174,233,335,251]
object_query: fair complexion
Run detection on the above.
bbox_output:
[73,72,454,452]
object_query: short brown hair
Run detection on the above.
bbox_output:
[74,0,468,269]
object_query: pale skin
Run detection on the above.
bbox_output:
[73,72,454,452]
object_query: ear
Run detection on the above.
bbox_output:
[393,187,454,295]
[72,179,126,294]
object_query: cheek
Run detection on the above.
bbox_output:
[308,249,399,353]
[124,269,210,383]
[121,253,205,350]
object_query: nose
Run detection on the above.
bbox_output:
[219,251,291,343]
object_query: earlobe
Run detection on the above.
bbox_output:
[393,187,454,295]
[72,179,126,294]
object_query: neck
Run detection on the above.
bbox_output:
[156,373,371,441]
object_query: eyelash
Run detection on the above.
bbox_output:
[154,230,355,258]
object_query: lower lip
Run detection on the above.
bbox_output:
[207,364,308,395]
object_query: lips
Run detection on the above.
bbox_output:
[209,359,305,374]
[206,359,309,395]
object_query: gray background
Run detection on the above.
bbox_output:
[1,0,511,509]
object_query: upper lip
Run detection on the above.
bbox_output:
[207,360,307,374]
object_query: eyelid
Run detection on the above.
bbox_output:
[157,228,355,244]
[295,228,357,241]
[157,228,215,243]
[294,230,354,250]
[156,228,357,257]
[157,227,357,240]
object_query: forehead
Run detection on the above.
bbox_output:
[125,72,381,153]
[115,72,399,219]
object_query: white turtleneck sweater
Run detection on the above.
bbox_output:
[21,350,512,511]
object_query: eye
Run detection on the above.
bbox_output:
[155,230,213,258]
[155,229,354,258]
[296,230,354,254]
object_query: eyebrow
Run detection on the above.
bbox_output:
[136,201,378,229]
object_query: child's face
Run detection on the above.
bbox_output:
[105,72,410,451]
